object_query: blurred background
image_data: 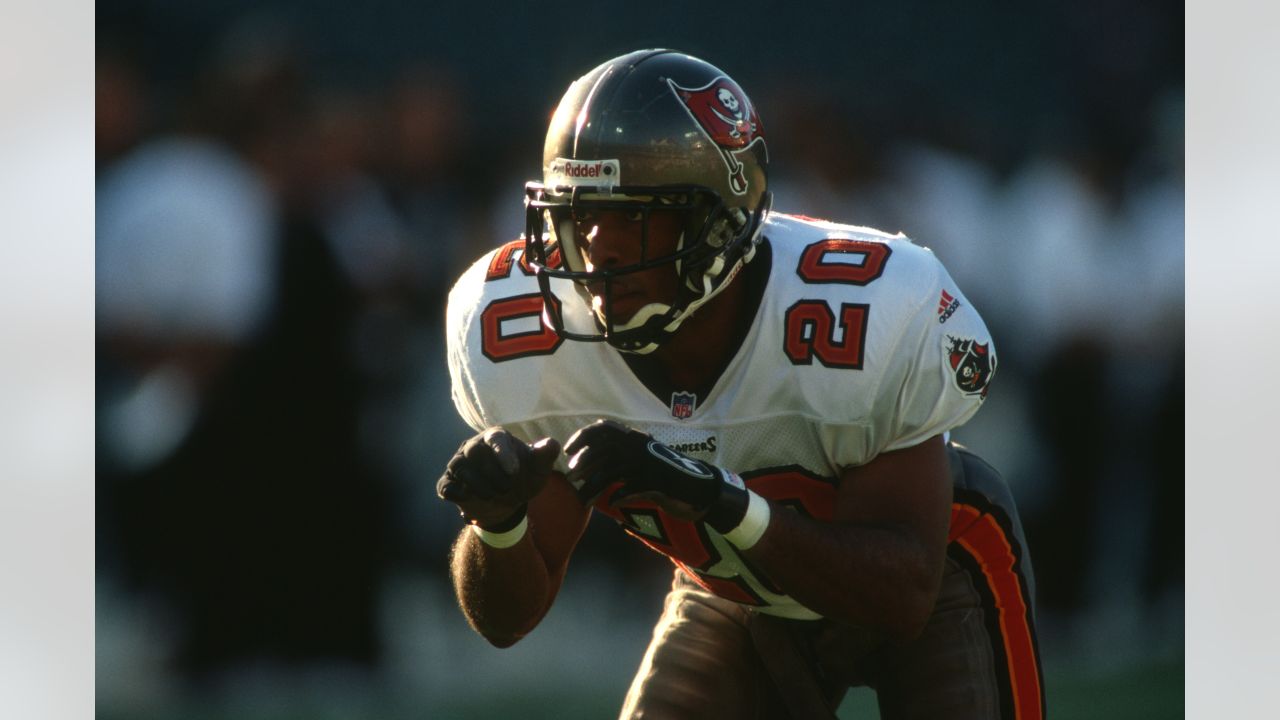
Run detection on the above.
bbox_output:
[95,1,1183,717]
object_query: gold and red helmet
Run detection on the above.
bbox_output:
[524,49,771,354]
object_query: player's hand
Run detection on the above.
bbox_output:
[565,419,748,532]
[437,428,561,530]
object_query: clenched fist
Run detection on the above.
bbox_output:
[437,428,561,530]
[565,419,748,532]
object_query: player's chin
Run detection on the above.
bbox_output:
[592,292,648,323]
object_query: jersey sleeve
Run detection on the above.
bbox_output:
[445,242,572,438]
[876,248,997,454]
[446,253,496,433]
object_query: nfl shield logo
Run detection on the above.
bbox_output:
[670,392,697,419]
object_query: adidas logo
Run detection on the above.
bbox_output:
[937,289,961,324]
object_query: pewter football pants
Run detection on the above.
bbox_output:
[618,444,1044,720]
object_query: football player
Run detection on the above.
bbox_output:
[438,49,1043,719]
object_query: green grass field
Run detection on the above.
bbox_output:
[835,659,1184,719]
[100,658,1182,720]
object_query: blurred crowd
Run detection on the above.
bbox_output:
[96,1,1183,711]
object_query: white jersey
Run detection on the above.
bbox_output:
[446,213,996,618]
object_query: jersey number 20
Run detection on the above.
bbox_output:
[480,240,563,362]
[784,238,891,369]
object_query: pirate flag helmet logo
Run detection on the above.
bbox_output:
[946,335,996,398]
[668,76,764,195]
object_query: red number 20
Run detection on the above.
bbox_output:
[783,238,891,368]
[479,240,564,363]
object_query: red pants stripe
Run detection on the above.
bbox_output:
[950,502,1045,720]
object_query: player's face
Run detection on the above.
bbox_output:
[573,208,684,323]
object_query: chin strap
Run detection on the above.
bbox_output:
[580,200,767,354]
[605,254,750,355]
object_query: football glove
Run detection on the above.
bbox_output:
[437,428,561,531]
[565,419,749,533]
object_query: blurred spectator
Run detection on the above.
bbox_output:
[96,46,147,169]
[379,65,475,303]
[765,89,897,230]
[97,17,388,679]
[97,137,278,474]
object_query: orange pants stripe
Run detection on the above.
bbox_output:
[950,501,1045,720]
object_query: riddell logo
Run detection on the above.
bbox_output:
[548,158,620,187]
[937,289,961,323]
[558,161,606,177]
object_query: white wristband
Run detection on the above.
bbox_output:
[471,514,528,549]
[723,490,770,550]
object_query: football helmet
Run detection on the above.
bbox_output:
[524,49,771,354]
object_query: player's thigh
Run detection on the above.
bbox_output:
[873,446,1045,720]
[947,442,1038,604]
[870,557,1008,719]
[619,572,785,720]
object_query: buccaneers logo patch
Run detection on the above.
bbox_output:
[945,335,996,398]
[669,76,764,195]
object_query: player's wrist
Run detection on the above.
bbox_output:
[701,469,770,549]
[473,503,528,533]
[701,470,750,532]
[470,504,529,548]
[471,514,528,548]
[722,489,770,550]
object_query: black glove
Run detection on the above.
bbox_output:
[437,428,561,531]
[564,419,748,533]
